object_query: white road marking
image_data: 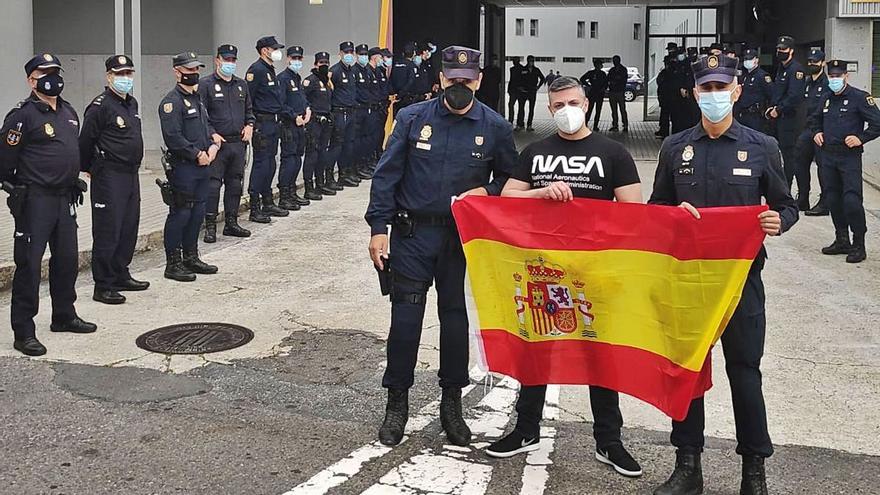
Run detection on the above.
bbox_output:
[285,368,485,495]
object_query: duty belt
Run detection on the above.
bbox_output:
[411,214,454,227]
[221,134,242,143]
[255,113,278,122]
[823,143,862,153]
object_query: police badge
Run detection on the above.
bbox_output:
[44,123,55,137]
[163,102,173,113]
[682,145,694,162]
[116,116,125,128]
[737,150,748,162]
[419,125,432,141]
[6,129,21,146]
[475,136,484,146]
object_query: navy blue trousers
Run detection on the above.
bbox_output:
[279,121,305,188]
[164,163,209,255]
[249,119,279,196]
[91,168,139,290]
[820,149,866,237]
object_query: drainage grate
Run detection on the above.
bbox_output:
[136,323,254,355]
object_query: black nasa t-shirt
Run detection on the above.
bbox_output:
[511,132,640,199]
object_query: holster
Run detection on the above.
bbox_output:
[280,120,295,145]
[160,147,174,176]
[392,211,414,238]
[2,181,29,233]
[375,256,392,296]
[252,127,266,152]
[71,178,88,206]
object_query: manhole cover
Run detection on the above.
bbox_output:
[136,323,254,355]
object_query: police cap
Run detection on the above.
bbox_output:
[807,48,825,62]
[692,54,739,86]
[666,42,679,51]
[287,45,304,58]
[315,51,330,64]
[217,44,238,59]
[722,44,736,55]
[25,53,62,76]
[105,54,134,73]
[172,52,205,69]
[742,48,759,60]
[256,36,284,51]
[709,42,724,51]
[441,46,481,81]
[339,41,355,53]
[404,41,418,54]
[356,43,369,55]
[776,35,795,50]
[368,47,382,57]
[380,48,393,58]
[827,59,848,76]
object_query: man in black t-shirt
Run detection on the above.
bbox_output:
[486,76,643,479]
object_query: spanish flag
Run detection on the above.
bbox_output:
[452,197,767,420]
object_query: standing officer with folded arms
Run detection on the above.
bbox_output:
[80,54,149,305]
[366,46,517,448]
[158,52,220,282]
[199,44,255,243]
[0,54,97,356]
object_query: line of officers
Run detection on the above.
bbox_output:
[0,36,442,356]
[657,35,880,264]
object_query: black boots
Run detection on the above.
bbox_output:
[304,179,323,201]
[822,233,852,255]
[278,186,301,211]
[378,388,409,446]
[848,236,867,264]
[292,188,310,206]
[183,249,218,274]
[654,450,703,495]
[203,213,218,243]
[327,169,344,191]
[262,195,290,217]
[741,456,768,495]
[249,194,271,224]
[440,387,471,446]
[164,249,196,282]
[223,213,251,238]
[340,168,360,187]
[318,172,337,195]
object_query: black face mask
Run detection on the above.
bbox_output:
[178,71,200,87]
[444,83,474,110]
[317,65,329,79]
[776,51,790,62]
[35,72,64,97]
[806,64,822,75]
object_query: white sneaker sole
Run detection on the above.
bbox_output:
[595,451,643,478]
[485,441,540,459]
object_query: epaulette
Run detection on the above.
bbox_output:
[4,99,29,121]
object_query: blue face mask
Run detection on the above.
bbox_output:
[358,55,369,66]
[219,62,236,77]
[429,44,437,55]
[111,76,134,95]
[384,57,393,67]
[698,89,734,123]
[828,77,845,93]
[743,59,757,71]
[343,53,355,66]
[290,60,303,72]
[677,54,686,62]
[413,55,423,66]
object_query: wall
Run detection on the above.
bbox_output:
[504,7,644,81]
[0,0,34,115]
[286,0,381,62]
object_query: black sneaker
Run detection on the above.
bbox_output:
[485,430,539,458]
[596,444,643,477]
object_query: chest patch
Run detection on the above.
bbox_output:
[215,84,221,92]
[116,116,125,128]
[419,125,432,141]
[184,99,192,108]
[246,73,254,82]
[163,102,173,113]
[795,71,804,80]
[765,75,772,83]
[737,151,748,162]
[868,96,876,106]
[682,145,694,162]
[733,168,752,177]
[475,136,484,146]
[44,122,55,137]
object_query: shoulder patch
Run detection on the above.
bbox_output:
[765,75,772,83]
[303,78,310,87]
[246,73,254,82]
[795,71,804,80]
[6,128,22,146]
[868,96,876,107]
[163,102,173,114]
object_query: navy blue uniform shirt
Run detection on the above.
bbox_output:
[329,62,358,108]
[79,88,144,172]
[375,65,391,104]
[245,58,285,115]
[354,63,375,106]
[735,67,772,112]
[158,85,213,162]
[277,67,309,118]
[302,69,332,114]
[366,98,518,235]
[198,72,255,139]
[391,58,418,96]
[771,59,806,117]
[1,94,81,187]
[803,73,828,119]
[810,84,880,148]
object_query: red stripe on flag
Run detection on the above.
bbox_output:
[480,329,713,421]
[452,197,766,261]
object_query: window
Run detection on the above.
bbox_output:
[515,18,524,36]
[577,21,586,39]
[506,56,555,63]
[530,19,539,37]
[590,21,599,39]
[563,57,585,64]
[633,23,642,40]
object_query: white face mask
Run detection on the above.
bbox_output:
[553,104,586,134]
[743,59,757,71]
[270,49,283,62]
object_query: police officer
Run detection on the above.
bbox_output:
[302,52,336,199]
[671,48,700,133]
[353,43,376,180]
[79,54,149,305]
[245,36,289,222]
[734,48,772,133]
[794,48,829,214]
[506,56,524,125]
[366,46,517,447]
[277,45,312,210]
[518,55,546,132]
[0,54,97,356]
[766,35,807,189]
[649,54,798,495]
[811,60,880,264]
[580,59,608,131]
[158,52,220,282]
[391,42,430,116]
[656,43,680,138]
[198,44,255,242]
[326,41,360,190]
[362,46,389,178]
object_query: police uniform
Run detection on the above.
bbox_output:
[649,54,798,495]
[656,45,679,137]
[0,54,96,356]
[768,36,807,188]
[735,48,772,133]
[245,35,289,221]
[302,52,336,199]
[390,42,423,115]
[327,41,361,190]
[366,46,518,447]
[79,54,148,305]
[792,48,829,212]
[353,44,376,180]
[671,51,700,133]
[369,48,393,171]
[158,52,219,282]
[277,45,311,210]
[198,44,255,241]
[580,61,608,131]
[810,60,880,263]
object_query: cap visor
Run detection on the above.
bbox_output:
[827,69,846,76]
[36,63,62,71]
[443,68,479,80]
[109,67,135,72]
[776,43,789,49]
[695,74,735,86]
[180,61,205,69]
[272,43,285,50]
